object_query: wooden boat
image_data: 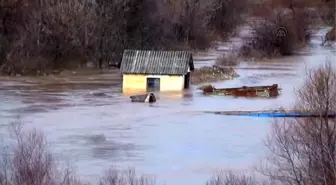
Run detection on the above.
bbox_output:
[130,93,156,103]
[198,84,280,98]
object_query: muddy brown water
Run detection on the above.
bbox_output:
[0,27,335,185]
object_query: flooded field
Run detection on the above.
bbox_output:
[0,27,335,185]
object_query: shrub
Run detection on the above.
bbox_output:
[0,122,157,185]
[215,53,239,66]
[259,58,336,185]
[251,0,335,25]
[191,65,238,84]
[0,123,82,185]
[318,0,335,26]
[157,0,215,50]
[206,0,246,40]
[206,171,261,185]
[319,8,335,26]
[323,24,336,45]
[241,7,311,58]
[99,168,156,185]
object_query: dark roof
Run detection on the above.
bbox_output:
[120,50,194,75]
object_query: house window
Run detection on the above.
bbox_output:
[147,78,160,91]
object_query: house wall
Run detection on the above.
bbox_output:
[122,74,185,94]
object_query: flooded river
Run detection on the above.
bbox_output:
[0,27,335,185]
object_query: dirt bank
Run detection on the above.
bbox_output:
[191,65,239,84]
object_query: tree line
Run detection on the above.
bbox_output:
[0,0,245,75]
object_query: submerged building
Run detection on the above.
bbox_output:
[120,50,194,93]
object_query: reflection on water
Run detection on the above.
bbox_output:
[122,89,148,96]
[123,89,193,101]
[0,27,335,185]
[61,133,144,161]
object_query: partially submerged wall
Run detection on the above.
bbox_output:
[122,74,185,95]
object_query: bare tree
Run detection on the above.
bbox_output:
[259,58,336,185]
[243,0,311,58]
[0,121,158,185]
[99,167,156,185]
[0,122,82,185]
[0,0,248,75]
[205,170,264,185]
[207,0,246,40]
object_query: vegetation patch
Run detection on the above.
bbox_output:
[317,0,335,26]
[239,0,336,60]
[191,65,239,84]
[241,8,311,59]
[215,52,239,66]
[324,24,336,44]
[0,0,246,76]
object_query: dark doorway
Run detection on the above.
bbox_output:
[147,78,160,91]
[184,72,190,89]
